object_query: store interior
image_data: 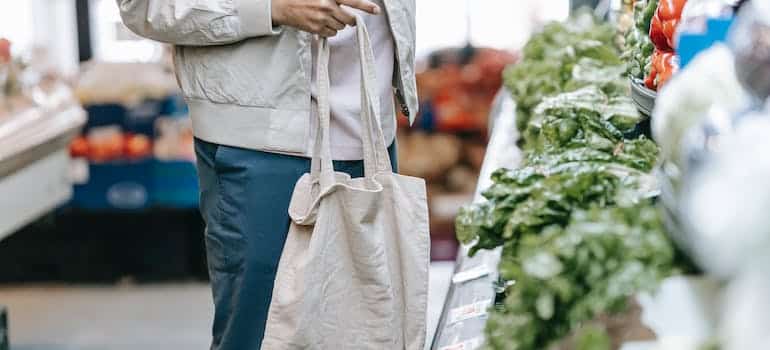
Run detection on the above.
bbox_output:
[2,0,769,349]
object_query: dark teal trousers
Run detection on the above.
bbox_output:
[194,138,397,350]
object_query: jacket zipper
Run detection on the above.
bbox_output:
[383,0,411,118]
[394,84,410,117]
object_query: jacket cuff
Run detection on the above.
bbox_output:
[237,0,282,37]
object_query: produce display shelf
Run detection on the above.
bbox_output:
[428,91,712,350]
[431,89,521,350]
[0,105,86,241]
[630,78,656,118]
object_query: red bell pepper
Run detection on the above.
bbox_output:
[645,50,679,90]
[649,14,670,51]
[646,0,686,90]
[649,0,687,51]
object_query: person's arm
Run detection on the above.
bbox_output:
[117,0,382,46]
[117,0,282,46]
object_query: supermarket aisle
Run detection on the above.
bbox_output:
[0,262,454,350]
[3,284,211,350]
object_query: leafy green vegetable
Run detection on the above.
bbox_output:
[504,60,567,133]
[456,158,656,255]
[565,58,628,95]
[576,325,612,350]
[527,85,642,144]
[484,204,681,350]
[503,14,622,136]
[527,137,659,173]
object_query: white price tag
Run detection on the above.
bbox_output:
[70,158,89,184]
[448,299,492,324]
[439,337,484,350]
[451,264,490,284]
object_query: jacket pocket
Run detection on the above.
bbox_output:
[175,36,307,108]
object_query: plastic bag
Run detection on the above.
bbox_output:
[728,0,770,102]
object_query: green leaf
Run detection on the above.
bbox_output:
[576,325,612,350]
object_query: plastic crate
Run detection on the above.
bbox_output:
[72,160,154,210]
[152,160,199,208]
[160,94,189,117]
[418,101,437,132]
[84,104,126,131]
[124,99,165,136]
[84,99,165,136]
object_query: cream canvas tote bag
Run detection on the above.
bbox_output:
[262,17,431,350]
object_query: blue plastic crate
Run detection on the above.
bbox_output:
[160,94,189,117]
[125,99,165,136]
[72,160,154,211]
[418,101,437,132]
[84,104,126,131]
[84,99,165,136]
[152,160,199,208]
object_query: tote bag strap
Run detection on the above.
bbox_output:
[354,18,392,177]
[310,15,393,188]
[311,38,336,189]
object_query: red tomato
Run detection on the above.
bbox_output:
[89,133,124,162]
[124,134,152,159]
[0,38,10,63]
[69,136,90,158]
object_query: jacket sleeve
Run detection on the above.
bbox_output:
[117,0,281,46]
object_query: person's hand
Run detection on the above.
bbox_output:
[271,0,381,37]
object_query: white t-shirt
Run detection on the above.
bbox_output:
[310,0,396,161]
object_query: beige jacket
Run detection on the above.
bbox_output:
[117,0,417,156]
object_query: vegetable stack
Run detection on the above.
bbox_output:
[622,0,658,81]
[646,0,687,90]
[457,12,692,350]
[502,12,617,136]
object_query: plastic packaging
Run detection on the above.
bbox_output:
[682,111,770,277]
[676,0,736,68]
[678,0,737,34]
[652,44,749,174]
[728,0,770,103]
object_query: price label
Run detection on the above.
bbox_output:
[448,299,492,324]
[451,264,490,284]
[439,337,484,350]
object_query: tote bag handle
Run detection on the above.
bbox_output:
[310,15,393,189]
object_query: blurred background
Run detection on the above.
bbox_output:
[0,1,573,349]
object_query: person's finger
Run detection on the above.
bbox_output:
[336,0,380,15]
[329,5,357,26]
[319,27,337,37]
[324,16,346,31]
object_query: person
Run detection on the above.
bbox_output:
[117,0,417,349]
